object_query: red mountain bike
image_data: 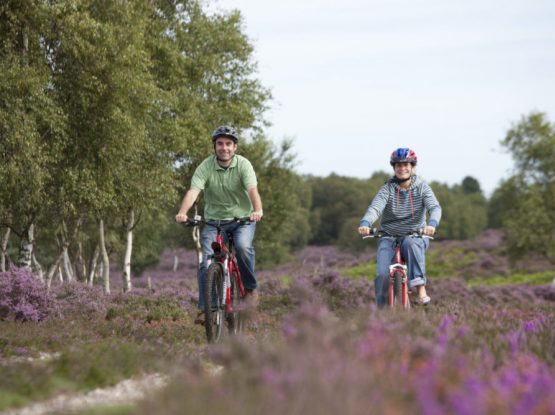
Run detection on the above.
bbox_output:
[184,217,249,342]
[364,229,433,310]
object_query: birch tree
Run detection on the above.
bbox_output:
[0,0,64,271]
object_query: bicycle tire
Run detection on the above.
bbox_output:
[204,263,225,343]
[392,271,403,307]
[227,270,243,335]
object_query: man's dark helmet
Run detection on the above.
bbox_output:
[211,125,239,143]
[390,147,418,166]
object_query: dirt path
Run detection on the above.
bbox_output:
[1,373,167,415]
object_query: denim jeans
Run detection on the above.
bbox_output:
[375,236,429,308]
[198,221,257,311]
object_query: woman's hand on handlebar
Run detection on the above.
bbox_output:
[358,226,371,235]
[422,225,436,236]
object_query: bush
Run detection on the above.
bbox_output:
[0,267,52,322]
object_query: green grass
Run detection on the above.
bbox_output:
[426,247,479,278]
[279,274,292,287]
[341,262,377,280]
[341,246,480,281]
[106,296,186,323]
[469,271,554,286]
[0,308,204,412]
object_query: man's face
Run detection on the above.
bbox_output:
[214,137,237,162]
[393,162,413,180]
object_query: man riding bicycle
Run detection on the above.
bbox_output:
[175,126,263,324]
[358,148,441,308]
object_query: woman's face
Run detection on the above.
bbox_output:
[393,162,413,180]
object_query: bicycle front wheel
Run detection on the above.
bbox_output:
[392,271,404,308]
[204,263,225,343]
[227,270,243,335]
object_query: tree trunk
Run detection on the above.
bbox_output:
[192,204,202,269]
[18,224,34,270]
[32,253,44,282]
[122,208,134,293]
[1,226,10,272]
[46,251,64,289]
[98,218,110,294]
[62,246,73,282]
[88,244,100,287]
[76,242,86,282]
[172,248,179,272]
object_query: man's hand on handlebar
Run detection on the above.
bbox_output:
[250,210,263,222]
[175,212,189,223]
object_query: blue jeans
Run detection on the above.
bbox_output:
[375,236,429,308]
[198,221,257,311]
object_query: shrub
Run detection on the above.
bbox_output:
[0,267,52,322]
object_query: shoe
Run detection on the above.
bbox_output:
[194,311,205,325]
[412,295,431,306]
[243,289,259,309]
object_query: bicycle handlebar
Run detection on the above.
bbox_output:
[180,216,253,227]
[362,229,434,240]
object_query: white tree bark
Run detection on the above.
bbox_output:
[32,253,44,282]
[18,224,34,270]
[62,246,74,282]
[88,244,100,287]
[172,249,179,272]
[46,252,64,289]
[75,241,86,282]
[122,208,134,293]
[192,204,202,269]
[1,226,10,272]
[99,218,110,294]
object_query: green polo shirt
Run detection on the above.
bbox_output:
[190,155,258,220]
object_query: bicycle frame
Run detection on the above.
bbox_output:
[210,228,246,313]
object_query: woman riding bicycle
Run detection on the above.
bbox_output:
[358,148,441,308]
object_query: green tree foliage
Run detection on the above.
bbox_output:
[0,0,66,266]
[461,176,482,194]
[307,172,389,248]
[241,137,311,265]
[488,177,520,229]
[430,178,487,240]
[0,1,275,281]
[495,112,555,262]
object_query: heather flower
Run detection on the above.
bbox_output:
[0,266,53,322]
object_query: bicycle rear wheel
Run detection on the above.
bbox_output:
[227,270,243,335]
[204,263,225,343]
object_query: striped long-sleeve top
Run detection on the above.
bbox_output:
[359,175,441,235]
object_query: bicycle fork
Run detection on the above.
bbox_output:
[388,244,410,309]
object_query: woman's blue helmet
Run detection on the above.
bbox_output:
[390,148,418,166]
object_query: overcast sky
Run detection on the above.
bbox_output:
[210,0,555,195]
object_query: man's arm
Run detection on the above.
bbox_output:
[247,186,263,222]
[175,188,200,222]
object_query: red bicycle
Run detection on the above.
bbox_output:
[364,229,433,310]
[184,217,249,342]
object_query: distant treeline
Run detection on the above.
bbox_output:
[1,2,554,288]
